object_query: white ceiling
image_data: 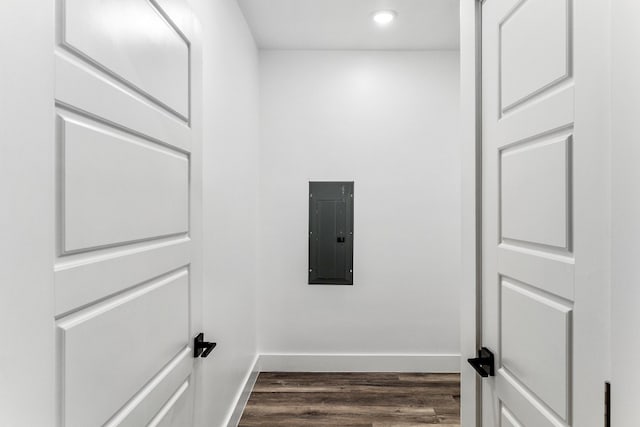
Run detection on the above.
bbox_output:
[237,0,460,50]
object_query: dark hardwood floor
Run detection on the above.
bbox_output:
[238,372,460,426]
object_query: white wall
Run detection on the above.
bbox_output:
[0,0,55,425]
[191,0,260,425]
[258,50,461,365]
[611,0,639,424]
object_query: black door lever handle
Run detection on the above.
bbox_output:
[201,341,216,358]
[467,347,495,377]
[194,333,217,358]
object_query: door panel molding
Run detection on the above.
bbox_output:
[54,237,191,316]
[55,52,191,152]
[497,245,574,300]
[497,369,568,427]
[105,349,192,427]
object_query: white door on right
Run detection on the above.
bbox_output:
[482,0,576,425]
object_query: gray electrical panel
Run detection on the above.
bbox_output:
[308,181,354,285]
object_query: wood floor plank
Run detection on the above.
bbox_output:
[242,392,458,408]
[239,372,461,426]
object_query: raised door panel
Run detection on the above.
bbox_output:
[60,113,189,253]
[500,135,571,250]
[62,0,189,118]
[501,279,572,420]
[500,0,570,112]
[57,269,189,427]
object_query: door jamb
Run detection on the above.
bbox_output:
[459,0,483,426]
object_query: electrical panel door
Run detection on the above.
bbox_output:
[309,182,354,285]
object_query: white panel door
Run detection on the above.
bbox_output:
[481,0,575,425]
[54,1,202,426]
[480,0,610,425]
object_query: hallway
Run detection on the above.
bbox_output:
[1,0,636,425]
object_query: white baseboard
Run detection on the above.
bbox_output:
[225,355,260,427]
[257,353,461,373]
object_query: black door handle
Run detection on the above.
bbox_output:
[194,333,217,358]
[337,236,345,243]
[467,347,495,377]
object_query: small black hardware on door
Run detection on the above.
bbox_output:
[605,381,611,427]
[467,347,495,377]
[193,333,216,358]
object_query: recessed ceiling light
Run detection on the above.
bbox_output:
[372,10,397,26]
